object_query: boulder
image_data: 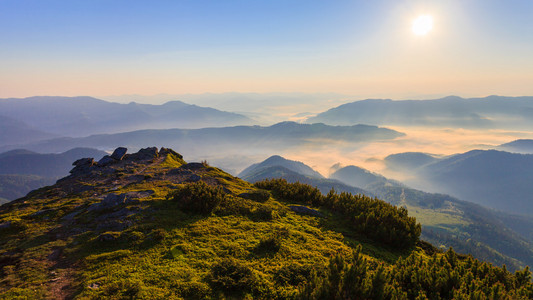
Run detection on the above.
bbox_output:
[110,147,128,160]
[288,205,324,218]
[98,155,116,166]
[73,157,94,167]
[87,193,127,212]
[0,221,11,230]
[160,147,183,159]
[97,232,120,242]
[126,147,159,161]
[185,174,202,182]
[70,158,96,174]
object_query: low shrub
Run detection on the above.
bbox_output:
[167,181,225,215]
[209,258,258,296]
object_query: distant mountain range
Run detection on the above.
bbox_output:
[307,95,533,129]
[387,149,533,216]
[0,115,57,146]
[240,154,533,271]
[330,165,400,190]
[498,139,533,154]
[238,155,367,196]
[0,148,107,201]
[0,96,255,140]
[0,122,404,155]
[239,155,324,179]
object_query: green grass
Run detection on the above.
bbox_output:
[5,151,524,299]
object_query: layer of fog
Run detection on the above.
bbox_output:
[200,126,533,180]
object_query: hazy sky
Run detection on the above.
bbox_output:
[2,0,533,99]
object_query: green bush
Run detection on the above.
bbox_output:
[239,189,271,202]
[167,181,225,214]
[255,235,282,253]
[209,258,258,296]
[255,179,421,249]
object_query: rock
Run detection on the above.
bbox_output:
[181,162,205,170]
[110,147,127,160]
[168,168,193,176]
[126,147,159,161]
[160,147,183,159]
[73,157,94,167]
[97,220,131,231]
[88,282,101,290]
[88,193,127,212]
[0,221,12,230]
[95,208,135,222]
[185,174,202,182]
[31,209,52,217]
[97,232,120,242]
[289,205,324,218]
[101,193,127,207]
[62,209,81,221]
[70,158,96,174]
[124,190,154,199]
[48,248,62,261]
[98,155,116,166]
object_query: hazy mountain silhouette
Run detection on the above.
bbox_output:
[0,147,107,202]
[0,122,403,154]
[498,139,533,154]
[384,152,440,172]
[404,150,533,216]
[0,148,107,177]
[0,115,57,147]
[0,96,255,137]
[239,156,368,196]
[330,165,400,190]
[239,155,324,179]
[307,95,533,129]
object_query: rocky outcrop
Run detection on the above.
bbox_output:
[110,147,127,160]
[288,205,324,217]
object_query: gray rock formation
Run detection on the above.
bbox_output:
[288,205,324,217]
[110,147,127,160]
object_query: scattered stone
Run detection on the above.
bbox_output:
[110,147,128,160]
[98,155,116,166]
[0,221,11,230]
[124,190,154,199]
[31,209,52,217]
[289,205,324,218]
[88,282,101,290]
[168,168,193,176]
[88,193,127,212]
[97,221,131,231]
[62,210,81,221]
[185,174,202,182]
[97,232,120,242]
[181,162,205,170]
[48,248,63,261]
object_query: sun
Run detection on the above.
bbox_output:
[412,15,433,36]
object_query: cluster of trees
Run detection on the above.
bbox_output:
[299,246,533,299]
[255,179,420,249]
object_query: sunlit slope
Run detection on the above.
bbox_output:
[0,147,531,299]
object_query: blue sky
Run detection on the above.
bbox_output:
[1,0,532,98]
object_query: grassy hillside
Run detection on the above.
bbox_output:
[0,147,531,299]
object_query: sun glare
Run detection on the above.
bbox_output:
[412,15,433,36]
